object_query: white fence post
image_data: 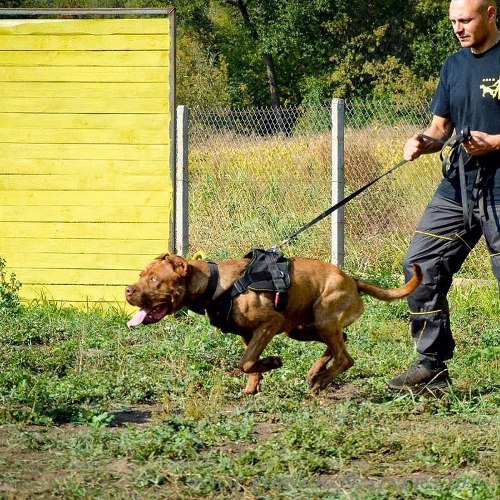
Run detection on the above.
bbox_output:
[331,98,345,266]
[176,105,189,256]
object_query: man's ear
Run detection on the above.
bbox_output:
[169,255,188,276]
[487,5,497,22]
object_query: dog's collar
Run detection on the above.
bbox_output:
[189,261,219,315]
[204,261,219,301]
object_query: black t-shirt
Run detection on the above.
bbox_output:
[430,40,500,201]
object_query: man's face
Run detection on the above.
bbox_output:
[449,0,494,52]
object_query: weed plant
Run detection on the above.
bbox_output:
[0,257,21,312]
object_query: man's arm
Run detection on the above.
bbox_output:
[403,115,455,161]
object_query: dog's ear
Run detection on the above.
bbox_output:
[169,255,188,276]
[156,253,170,261]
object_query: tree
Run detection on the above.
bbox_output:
[222,0,281,106]
[4,0,460,106]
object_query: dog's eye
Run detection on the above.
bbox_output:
[150,276,158,282]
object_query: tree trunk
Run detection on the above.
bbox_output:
[262,52,281,107]
[234,0,281,107]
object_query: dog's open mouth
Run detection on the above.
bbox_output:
[127,303,170,328]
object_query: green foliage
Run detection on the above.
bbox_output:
[0,257,21,313]
[177,33,231,107]
[6,0,460,105]
[0,286,498,496]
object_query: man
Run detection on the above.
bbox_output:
[388,0,500,390]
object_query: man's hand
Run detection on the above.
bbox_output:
[403,116,455,161]
[463,131,500,156]
[403,134,437,161]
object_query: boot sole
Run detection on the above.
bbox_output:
[387,378,452,393]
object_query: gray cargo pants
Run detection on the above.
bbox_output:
[403,180,500,362]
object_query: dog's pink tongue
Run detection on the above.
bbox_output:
[127,309,148,328]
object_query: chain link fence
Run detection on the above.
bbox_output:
[187,102,490,279]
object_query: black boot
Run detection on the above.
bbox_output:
[387,358,451,391]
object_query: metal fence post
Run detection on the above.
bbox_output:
[331,98,345,267]
[176,105,189,256]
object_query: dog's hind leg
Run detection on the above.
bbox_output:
[309,325,354,393]
[306,333,347,382]
[307,347,333,383]
[244,373,262,395]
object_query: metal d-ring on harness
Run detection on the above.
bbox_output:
[279,127,473,246]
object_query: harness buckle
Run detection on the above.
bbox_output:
[232,280,246,295]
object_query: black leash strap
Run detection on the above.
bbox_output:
[280,157,408,246]
[279,127,472,247]
[422,127,472,230]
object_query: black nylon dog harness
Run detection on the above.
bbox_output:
[195,248,291,331]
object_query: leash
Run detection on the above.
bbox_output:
[423,127,473,230]
[279,128,472,247]
[279,158,408,246]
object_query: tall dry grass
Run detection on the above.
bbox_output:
[188,128,492,279]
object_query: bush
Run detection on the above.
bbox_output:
[0,257,22,313]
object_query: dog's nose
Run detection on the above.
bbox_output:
[125,286,135,297]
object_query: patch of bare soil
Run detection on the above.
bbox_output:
[0,425,75,498]
[316,469,473,493]
[0,405,162,498]
[109,404,163,427]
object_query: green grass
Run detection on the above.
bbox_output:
[0,262,498,498]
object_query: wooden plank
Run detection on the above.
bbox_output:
[0,205,170,223]
[0,97,169,114]
[0,34,170,51]
[0,127,169,145]
[2,253,159,271]
[0,191,171,206]
[0,238,171,255]
[20,284,133,307]
[0,18,170,36]
[0,50,168,67]
[0,174,171,191]
[0,82,168,98]
[8,268,142,286]
[0,143,170,160]
[0,66,169,82]
[0,221,171,239]
[0,113,169,130]
[0,17,175,307]
[0,159,168,176]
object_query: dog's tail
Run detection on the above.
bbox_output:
[355,264,422,302]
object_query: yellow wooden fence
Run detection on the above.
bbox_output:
[0,11,176,308]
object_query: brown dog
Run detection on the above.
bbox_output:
[126,253,422,394]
